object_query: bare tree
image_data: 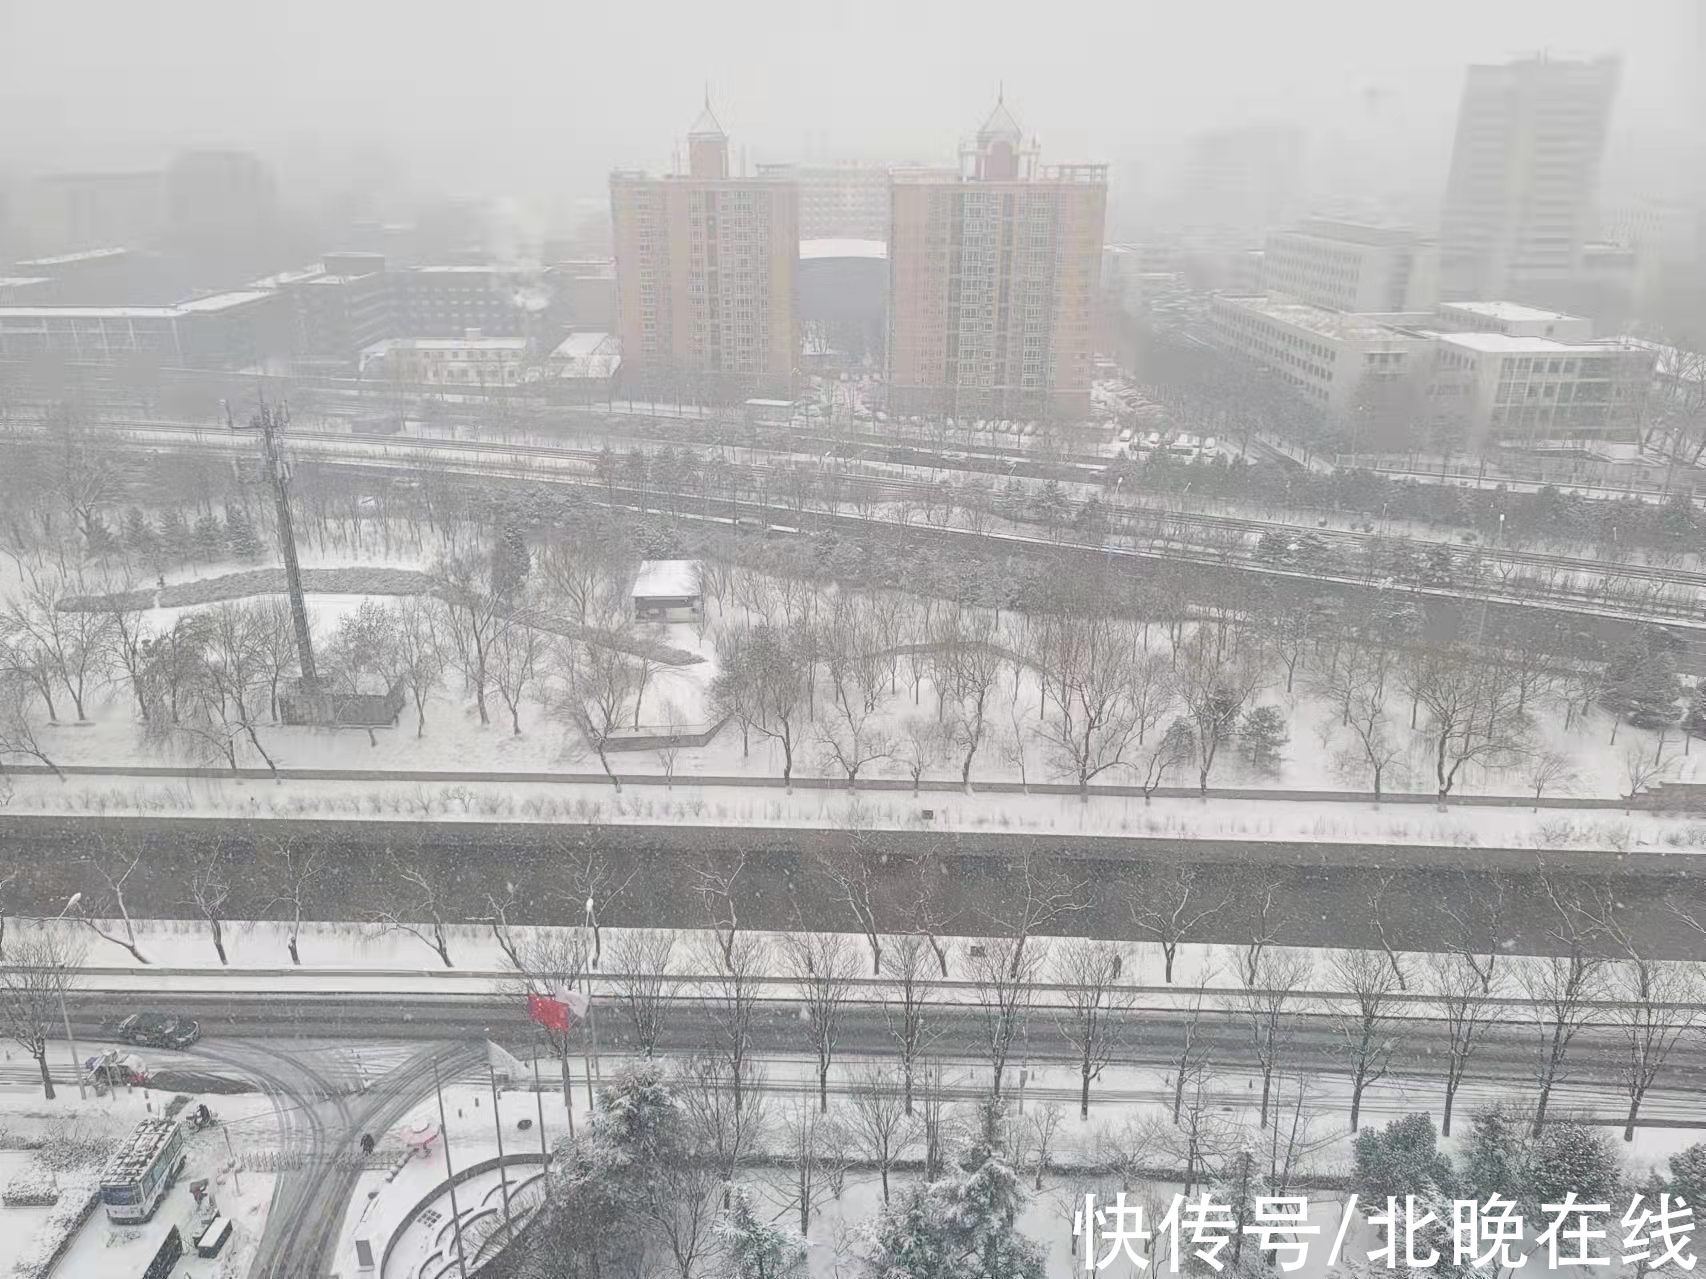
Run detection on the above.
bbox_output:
[185,848,233,965]
[1134,719,1196,803]
[935,607,1005,790]
[556,637,639,790]
[394,596,445,737]
[1327,948,1401,1132]
[490,618,544,735]
[815,697,892,788]
[1170,964,1221,1126]
[914,1060,955,1182]
[607,928,675,1057]
[1337,689,1405,803]
[1610,956,1703,1142]
[906,850,960,979]
[0,928,85,1099]
[711,622,809,790]
[697,930,769,1114]
[1519,879,1615,1135]
[1401,649,1527,801]
[2,571,115,722]
[1055,938,1137,1119]
[879,932,939,1115]
[814,835,887,975]
[435,550,508,726]
[77,840,149,964]
[986,848,1085,979]
[780,931,859,1112]
[0,673,61,777]
[690,849,746,970]
[368,852,460,967]
[261,833,323,966]
[774,1092,839,1239]
[1234,873,1286,988]
[1128,864,1228,984]
[966,934,1046,1100]
[1426,948,1502,1137]
[845,1064,916,1202]
[1033,613,1144,800]
[1524,749,1578,811]
[1023,1102,1067,1192]
[1364,874,1410,991]
[1622,742,1672,810]
[1239,948,1312,1128]
[1176,628,1265,793]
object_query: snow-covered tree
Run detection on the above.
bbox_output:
[859,1101,1046,1279]
[715,1185,807,1279]
[1351,1113,1455,1207]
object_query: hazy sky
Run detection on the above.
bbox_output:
[3,0,1700,208]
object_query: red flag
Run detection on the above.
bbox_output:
[526,993,570,1032]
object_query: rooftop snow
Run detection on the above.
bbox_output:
[1433,331,1652,357]
[1438,300,1585,324]
[801,238,887,260]
[1216,295,1416,344]
[632,559,700,599]
[15,247,128,266]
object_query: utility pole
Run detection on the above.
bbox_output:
[228,398,318,691]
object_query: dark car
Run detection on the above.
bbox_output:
[115,1013,201,1050]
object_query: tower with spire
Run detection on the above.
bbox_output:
[686,89,728,179]
[609,94,799,398]
[887,91,1108,422]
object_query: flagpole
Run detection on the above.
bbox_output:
[531,1030,548,1163]
[488,1064,511,1236]
[560,1031,575,1137]
[434,1058,470,1279]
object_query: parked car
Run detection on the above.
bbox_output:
[113,1014,201,1050]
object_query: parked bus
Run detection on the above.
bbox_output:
[100,1119,187,1224]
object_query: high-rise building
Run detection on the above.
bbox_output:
[1175,125,1305,248]
[1439,54,1620,300]
[609,100,799,395]
[886,97,1107,421]
[753,162,892,239]
[1262,220,1438,313]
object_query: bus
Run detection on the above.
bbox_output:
[99,1119,187,1224]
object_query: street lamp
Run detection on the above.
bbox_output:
[581,897,601,1102]
[56,895,86,1099]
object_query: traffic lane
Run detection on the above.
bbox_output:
[60,993,1706,1096]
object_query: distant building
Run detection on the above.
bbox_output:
[1208,293,1653,442]
[1262,220,1438,313]
[1208,294,1434,417]
[1176,125,1305,247]
[22,170,167,257]
[799,238,886,366]
[886,96,1107,420]
[609,99,800,397]
[753,162,892,239]
[391,264,538,339]
[251,253,391,369]
[546,331,622,403]
[546,258,617,331]
[631,559,701,621]
[164,149,283,284]
[0,289,288,368]
[1439,54,1620,300]
[360,331,531,387]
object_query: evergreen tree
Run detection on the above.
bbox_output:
[122,507,159,566]
[158,508,193,565]
[1600,631,1683,729]
[1528,1122,1623,1209]
[1459,1106,1526,1204]
[1664,1143,1706,1208]
[716,1185,808,1279]
[224,506,264,561]
[1237,705,1290,774]
[190,511,227,562]
[492,522,532,600]
[1351,1114,1456,1207]
[860,1100,1045,1279]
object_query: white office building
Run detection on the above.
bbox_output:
[1262,220,1439,314]
[1439,54,1620,299]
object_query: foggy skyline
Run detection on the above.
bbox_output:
[4,0,1700,213]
